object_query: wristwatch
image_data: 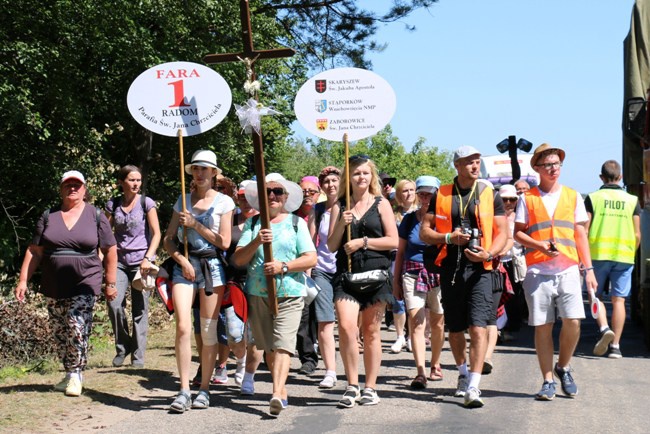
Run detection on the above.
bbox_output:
[281,262,289,274]
[485,253,494,263]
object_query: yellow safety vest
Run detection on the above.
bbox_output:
[588,187,637,264]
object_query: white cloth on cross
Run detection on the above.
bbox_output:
[234,98,281,135]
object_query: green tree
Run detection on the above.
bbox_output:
[276,125,454,184]
[0,0,435,278]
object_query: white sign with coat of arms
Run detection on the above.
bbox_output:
[127,61,232,137]
[294,68,397,141]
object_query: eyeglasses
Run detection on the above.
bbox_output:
[267,187,285,196]
[536,162,562,170]
[302,189,319,196]
[502,197,518,203]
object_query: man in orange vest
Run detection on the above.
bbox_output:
[420,145,508,408]
[514,143,597,401]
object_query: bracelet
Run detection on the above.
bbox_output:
[583,266,594,273]
[445,233,452,244]
[363,236,368,250]
[105,283,116,291]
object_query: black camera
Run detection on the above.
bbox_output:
[456,222,482,253]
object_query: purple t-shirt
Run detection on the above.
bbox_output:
[106,195,156,266]
[33,204,116,299]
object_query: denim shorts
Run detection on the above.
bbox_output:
[312,268,336,323]
[592,260,634,298]
[172,256,226,290]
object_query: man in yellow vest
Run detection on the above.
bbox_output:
[585,160,640,359]
[514,143,597,401]
[420,145,508,408]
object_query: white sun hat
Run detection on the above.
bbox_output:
[184,149,223,175]
[244,173,303,213]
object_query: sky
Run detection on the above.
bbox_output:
[292,0,637,194]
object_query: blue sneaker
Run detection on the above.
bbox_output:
[535,381,556,401]
[554,364,578,397]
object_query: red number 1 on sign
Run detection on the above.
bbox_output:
[168,80,190,108]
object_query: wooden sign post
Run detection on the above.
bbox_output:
[204,0,294,315]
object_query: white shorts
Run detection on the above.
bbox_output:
[402,273,444,315]
[522,267,585,326]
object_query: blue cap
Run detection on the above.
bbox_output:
[416,175,440,193]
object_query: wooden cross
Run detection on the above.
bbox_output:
[204,0,295,315]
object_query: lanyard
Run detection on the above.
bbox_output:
[454,181,477,219]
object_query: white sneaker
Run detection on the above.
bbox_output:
[390,336,406,353]
[464,386,484,408]
[65,377,82,397]
[406,338,412,352]
[234,358,246,386]
[319,374,337,389]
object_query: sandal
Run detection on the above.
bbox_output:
[410,374,428,390]
[169,391,192,413]
[191,390,210,409]
[429,365,443,381]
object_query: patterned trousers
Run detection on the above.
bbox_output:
[46,294,95,373]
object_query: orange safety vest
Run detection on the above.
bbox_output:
[523,186,579,265]
[434,183,495,271]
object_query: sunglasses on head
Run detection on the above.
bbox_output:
[267,187,285,196]
[349,154,370,163]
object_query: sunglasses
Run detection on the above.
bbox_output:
[216,185,225,191]
[349,154,370,163]
[267,187,286,196]
[535,162,562,171]
[302,189,319,196]
[502,197,518,203]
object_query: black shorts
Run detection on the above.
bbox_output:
[440,263,493,332]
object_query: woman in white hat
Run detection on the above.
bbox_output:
[15,170,118,397]
[231,173,317,417]
[163,150,235,413]
[105,165,161,369]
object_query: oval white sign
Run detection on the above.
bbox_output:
[127,61,232,137]
[294,67,397,142]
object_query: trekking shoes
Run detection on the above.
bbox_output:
[464,387,484,408]
[169,391,192,413]
[554,364,578,397]
[607,344,623,359]
[211,365,228,385]
[594,328,615,356]
[535,381,556,401]
[358,387,380,406]
[337,385,361,408]
[455,375,469,397]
